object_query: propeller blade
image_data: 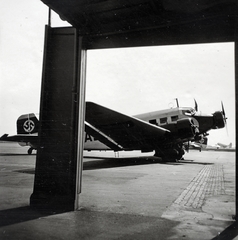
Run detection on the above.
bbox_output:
[221,101,228,135]
[194,99,198,112]
[221,101,227,123]
[221,101,226,116]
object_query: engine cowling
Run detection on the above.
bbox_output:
[177,118,199,139]
[213,111,225,129]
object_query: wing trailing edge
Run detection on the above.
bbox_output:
[85,122,123,151]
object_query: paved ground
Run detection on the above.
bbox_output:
[0,142,237,239]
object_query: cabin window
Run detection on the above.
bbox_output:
[149,119,158,125]
[171,115,178,122]
[160,117,167,124]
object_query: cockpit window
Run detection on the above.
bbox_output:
[182,109,195,116]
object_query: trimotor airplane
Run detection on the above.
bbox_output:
[0,100,227,161]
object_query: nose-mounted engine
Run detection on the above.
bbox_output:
[193,100,227,134]
[212,102,227,129]
[212,111,225,129]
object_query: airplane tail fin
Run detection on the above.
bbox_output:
[17,113,39,134]
[229,143,232,148]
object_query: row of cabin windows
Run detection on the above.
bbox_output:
[149,115,178,125]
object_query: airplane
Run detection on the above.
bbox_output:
[0,100,227,161]
[216,142,232,149]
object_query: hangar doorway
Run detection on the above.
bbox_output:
[79,44,235,217]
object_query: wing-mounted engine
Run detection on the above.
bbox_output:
[177,118,199,139]
[163,118,198,140]
[154,118,199,161]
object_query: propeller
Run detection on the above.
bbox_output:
[221,101,228,134]
[194,99,198,112]
[221,101,226,121]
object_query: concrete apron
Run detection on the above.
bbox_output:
[162,156,235,239]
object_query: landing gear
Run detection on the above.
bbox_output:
[154,145,185,162]
[177,147,185,160]
[27,147,33,155]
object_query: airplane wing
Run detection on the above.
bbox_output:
[85,102,171,152]
[0,133,38,143]
[85,122,123,151]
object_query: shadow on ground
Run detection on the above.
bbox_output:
[0,206,67,227]
[0,206,181,240]
[14,156,214,174]
[83,156,189,170]
[211,221,238,240]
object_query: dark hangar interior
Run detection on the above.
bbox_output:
[41,0,237,48]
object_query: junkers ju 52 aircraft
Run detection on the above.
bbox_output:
[0,100,227,161]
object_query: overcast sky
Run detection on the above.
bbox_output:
[0,1,235,147]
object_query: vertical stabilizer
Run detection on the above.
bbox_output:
[17,113,39,134]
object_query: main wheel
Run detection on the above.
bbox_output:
[28,148,33,155]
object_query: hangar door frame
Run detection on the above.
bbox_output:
[31,10,238,214]
[30,26,86,211]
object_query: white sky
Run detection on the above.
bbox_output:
[0,1,236,147]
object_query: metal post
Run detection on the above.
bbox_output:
[74,41,87,210]
[235,15,238,220]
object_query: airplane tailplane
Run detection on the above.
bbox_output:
[17,113,39,134]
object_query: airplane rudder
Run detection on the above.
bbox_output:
[17,113,39,134]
